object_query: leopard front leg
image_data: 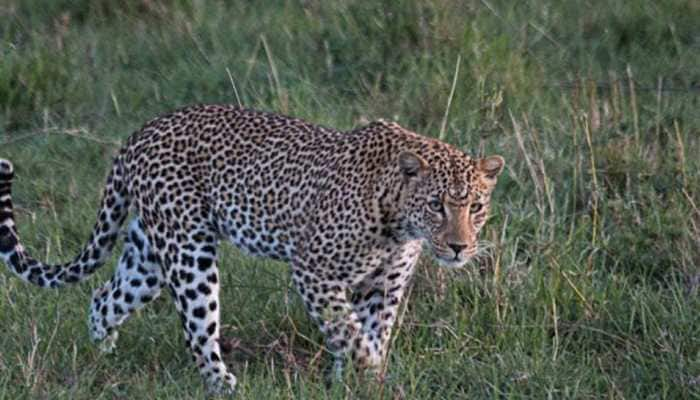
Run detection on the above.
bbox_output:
[292,242,421,382]
[291,267,366,380]
[350,242,421,377]
[350,274,412,376]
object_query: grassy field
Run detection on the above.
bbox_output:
[1,0,699,398]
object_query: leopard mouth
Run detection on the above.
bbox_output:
[437,254,470,267]
[430,245,472,268]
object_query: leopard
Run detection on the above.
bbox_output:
[0,104,505,395]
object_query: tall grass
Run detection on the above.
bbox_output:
[1,1,699,398]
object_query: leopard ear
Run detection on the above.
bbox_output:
[479,155,505,179]
[398,151,428,178]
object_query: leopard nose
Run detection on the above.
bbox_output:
[448,243,468,254]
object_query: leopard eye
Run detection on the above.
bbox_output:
[470,202,483,214]
[428,198,444,213]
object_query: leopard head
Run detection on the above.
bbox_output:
[397,150,505,267]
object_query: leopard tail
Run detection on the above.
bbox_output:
[0,156,130,288]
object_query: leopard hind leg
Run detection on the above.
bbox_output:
[89,218,164,352]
